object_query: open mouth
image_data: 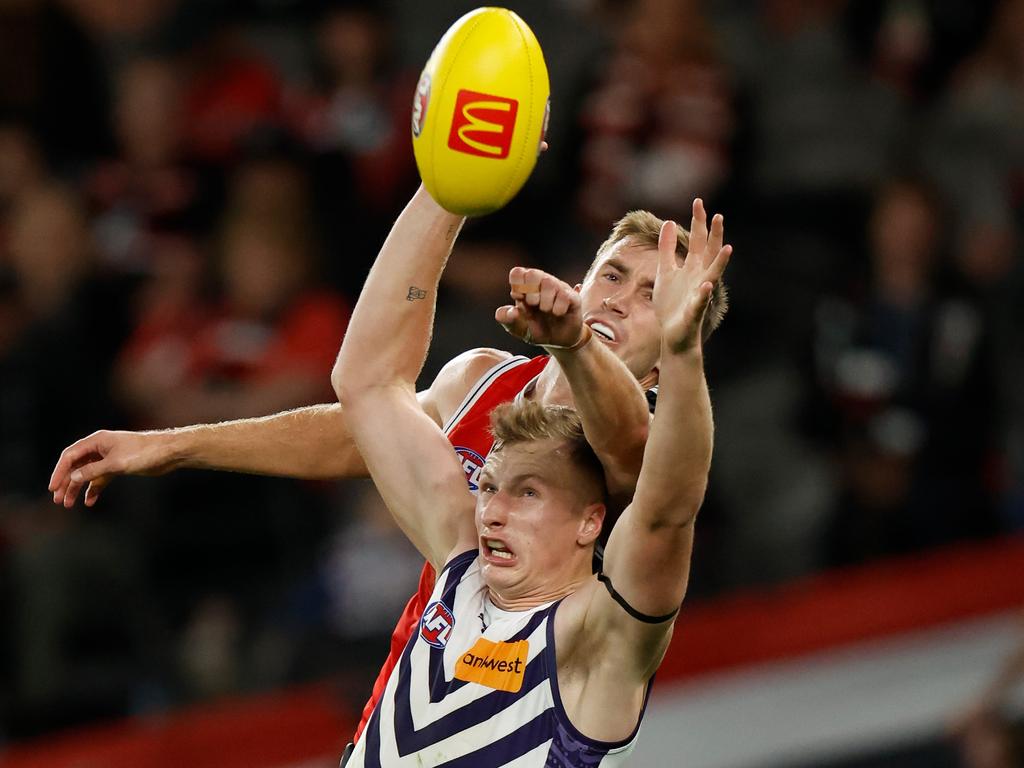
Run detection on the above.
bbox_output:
[484,539,516,563]
[588,321,617,342]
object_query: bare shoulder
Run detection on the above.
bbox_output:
[556,572,673,683]
[427,348,515,423]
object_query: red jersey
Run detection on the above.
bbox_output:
[352,353,549,742]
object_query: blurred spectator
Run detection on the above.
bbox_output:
[0,184,144,739]
[0,122,47,216]
[115,205,348,428]
[297,482,423,709]
[577,0,734,229]
[182,21,284,165]
[0,183,129,496]
[724,0,907,201]
[87,56,217,272]
[806,178,1000,563]
[844,0,998,101]
[296,3,419,286]
[0,0,108,169]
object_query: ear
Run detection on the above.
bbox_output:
[577,503,606,547]
[573,283,582,293]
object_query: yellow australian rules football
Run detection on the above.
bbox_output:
[411,7,550,217]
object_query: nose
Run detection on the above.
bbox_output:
[602,292,628,316]
[481,492,508,530]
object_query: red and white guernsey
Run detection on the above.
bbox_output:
[352,354,549,742]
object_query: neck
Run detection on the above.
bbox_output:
[531,358,574,407]
[487,573,590,612]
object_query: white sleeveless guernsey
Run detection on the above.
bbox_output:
[347,550,648,767]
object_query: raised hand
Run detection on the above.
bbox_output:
[495,267,587,349]
[654,199,732,353]
[48,430,179,508]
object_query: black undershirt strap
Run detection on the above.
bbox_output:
[597,572,679,624]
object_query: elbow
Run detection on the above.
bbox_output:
[332,350,370,408]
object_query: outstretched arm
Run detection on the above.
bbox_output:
[48,392,449,508]
[597,200,731,675]
[495,269,650,503]
[334,186,477,570]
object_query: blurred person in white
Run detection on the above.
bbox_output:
[577,0,734,229]
[951,608,1024,768]
[806,177,1000,563]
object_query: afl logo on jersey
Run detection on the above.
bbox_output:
[454,446,485,492]
[420,601,456,649]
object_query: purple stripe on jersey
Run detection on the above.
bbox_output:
[434,710,553,768]
[543,600,653,755]
[392,610,553,754]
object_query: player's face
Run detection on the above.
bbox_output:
[579,239,664,386]
[475,439,600,603]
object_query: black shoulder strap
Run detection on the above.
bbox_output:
[597,572,679,624]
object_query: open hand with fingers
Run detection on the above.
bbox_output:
[654,199,732,354]
[495,267,587,349]
[48,430,180,508]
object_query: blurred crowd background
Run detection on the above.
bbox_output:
[0,0,1022,755]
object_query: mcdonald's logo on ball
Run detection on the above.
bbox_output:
[411,8,549,216]
[447,90,519,159]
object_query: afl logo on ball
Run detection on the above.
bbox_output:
[454,446,485,492]
[412,72,430,137]
[420,601,456,649]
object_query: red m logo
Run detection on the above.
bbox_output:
[447,90,519,159]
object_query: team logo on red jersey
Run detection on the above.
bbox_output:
[420,601,456,649]
[447,90,519,159]
[454,446,486,492]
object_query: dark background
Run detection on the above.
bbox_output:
[0,0,1022,764]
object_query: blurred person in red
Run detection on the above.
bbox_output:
[115,206,348,428]
[577,0,734,229]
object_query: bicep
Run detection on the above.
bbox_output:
[585,502,696,676]
[345,386,475,570]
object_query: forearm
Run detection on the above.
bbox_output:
[632,345,712,525]
[548,339,649,498]
[334,187,464,399]
[164,403,364,479]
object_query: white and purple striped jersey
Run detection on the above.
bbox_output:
[347,550,648,767]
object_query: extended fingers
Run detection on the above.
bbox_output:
[688,198,708,257]
[658,220,678,275]
[707,244,733,282]
[706,213,724,266]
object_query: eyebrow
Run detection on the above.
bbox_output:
[605,258,654,290]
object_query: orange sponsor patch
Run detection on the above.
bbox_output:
[454,638,529,693]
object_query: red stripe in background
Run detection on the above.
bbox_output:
[659,534,1024,682]
[0,683,356,768]
[3,535,1023,768]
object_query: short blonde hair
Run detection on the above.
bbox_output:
[588,210,729,342]
[489,401,606,504]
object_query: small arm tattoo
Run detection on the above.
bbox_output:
[407,286,427,301]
